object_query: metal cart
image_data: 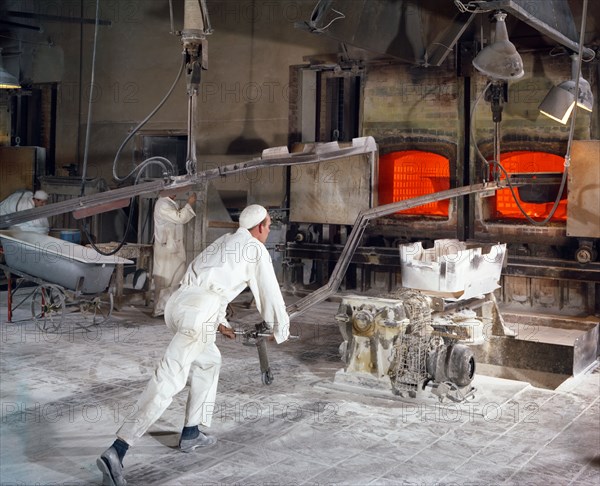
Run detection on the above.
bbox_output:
[1,263,115,332]
[0,230,132,332]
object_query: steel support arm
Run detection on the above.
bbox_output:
[286,181,509,320]
[0,137,377,228]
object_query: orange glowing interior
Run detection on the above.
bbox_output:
[493,151,567,221]
[378,150,450,216]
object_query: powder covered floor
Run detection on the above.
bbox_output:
[1,293,599,486]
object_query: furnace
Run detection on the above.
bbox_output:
[491,151,567,221]
[378,150,450,217]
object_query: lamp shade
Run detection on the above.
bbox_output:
[0,49,20,89]
[538,54,594,123]
[558,76,594,113]
[574,77,593,111]
[538,86,576,124]
[473,12,524,81]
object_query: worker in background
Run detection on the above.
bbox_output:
[0,189,50,234]
[97,204,290,486]
[152,192,197,317]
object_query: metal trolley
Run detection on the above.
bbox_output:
[0,230,132,333]
[1,262,115,332]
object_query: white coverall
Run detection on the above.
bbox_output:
[117,227,290,445]
[0,191,49,234]
[152,197,195,315]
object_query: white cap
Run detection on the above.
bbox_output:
[239,204,267,229]
[33,190,49,201]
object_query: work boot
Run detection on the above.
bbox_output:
[179,430,217,452]
[96,446,127,486]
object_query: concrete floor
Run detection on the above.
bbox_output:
[1,291,599,486]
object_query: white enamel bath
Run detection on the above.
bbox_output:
[0,230,132,294]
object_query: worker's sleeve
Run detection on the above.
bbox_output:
[23,218,49,234]
[16,197,34,212]
[216,299,231,328]
[248,242,290,343]
[0,193,33,215]
[156,202,196,225]
[15,204,49,233]
[0,197,9,215]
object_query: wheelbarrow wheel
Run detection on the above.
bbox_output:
[79,292,114,327]
[31,284,66,333]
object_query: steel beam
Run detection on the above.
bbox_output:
[286,181,509,320]
[504,256,600,282]
[286,243,600,282]
[427,11,476,66]
[7,10,112,26]
[0,137,378,229]
[477,0,595,59]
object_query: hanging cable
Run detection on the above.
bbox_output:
[79,163,155,256]
[67,6,188,256]
[472,102,568,225]
[471,81,565,225]
[312,8,346,33]
[169,0,176,34]
[454,1,491,14]
[112,51,186,183]
[79,0,101,197]
[470,80,491,181]
[565,0,588,168]
[80,56,184,254]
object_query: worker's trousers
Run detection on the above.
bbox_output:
[152,246,187,316]
[117,288,222,445]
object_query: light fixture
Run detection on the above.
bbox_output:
[0,48,21,89]
[473,11,524,81]
[538,54,593,124]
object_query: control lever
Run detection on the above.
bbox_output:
[233,322,298,385]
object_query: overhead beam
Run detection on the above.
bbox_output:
[0,137,378,228]
[427,11,476,66]
[7,10,112,27]
[477,0,595,59]
[0,19,42,31]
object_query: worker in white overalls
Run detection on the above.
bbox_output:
[152,193,196,317]
[0,189,50,234]
[97,204,290,486]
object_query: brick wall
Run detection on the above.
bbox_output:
[362,51,595,151]
[362,61,460,141]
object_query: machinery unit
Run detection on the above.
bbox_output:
[335,291,486,402]
[333,239,509,402]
